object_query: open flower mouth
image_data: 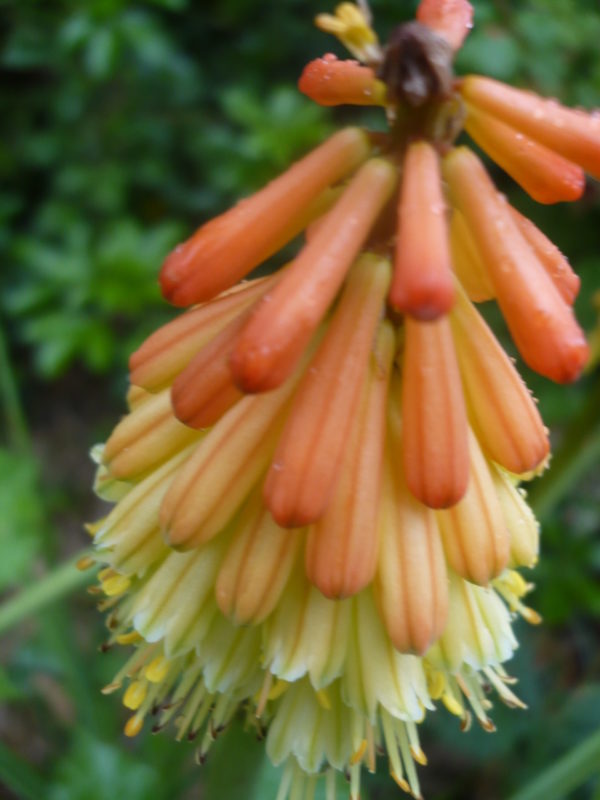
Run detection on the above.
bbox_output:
[85,1,598,798]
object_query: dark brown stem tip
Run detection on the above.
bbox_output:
[378,21,454,107]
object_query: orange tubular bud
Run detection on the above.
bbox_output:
[437,430,510,586]
[375,388,448,655]
[390,141,454,320]
[103,388,202,480]
[230,158,397,393]
[460,75,600,179]
[401,315,469,509]
[444,148,589,383]
[170,313,247,430]
[264,254,392,528]
[215,497,302,625]
[451,284,550,476]
[416,0,474,51]
[298,54,387,106]
[160,374,301,550]
[464,105,584,204]
[450,210,495,302]
[159,128,371,306]
[305,321,395,599]
[129,277,273,391]
[507,205,580,305]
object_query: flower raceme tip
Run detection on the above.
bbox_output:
[88,1,600,798]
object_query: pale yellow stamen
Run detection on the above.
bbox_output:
[101,681,122,695]
[392,772,412,794]
[349,760,362,800]
[255,671,274,718]
[483,667,528,709]
[442,691,464,718]
[365,720,376,773]
[350,738,367,765]
[407,721,427,766]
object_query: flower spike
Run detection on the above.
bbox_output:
[89,1,599,797]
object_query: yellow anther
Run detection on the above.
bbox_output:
[315,2,380,63]
[480,718,497,733]
[123,680,147,711]
[98,567,115,581]
[101,574,131,597]
[116,631,143,645]
[391,772,411,793]
[502,570,530,597]
[441,692,464,718]
[124,714,144,738]
[76,555,96,571]
[316,688,332,710]
[350,739,368,765]
[410,745,428,767]
[520,605,543,625]
[145,655,170,683]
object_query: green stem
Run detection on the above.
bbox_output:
[509,728,600,800]
[0,318,30,453]
[528,378,600,520]
[0,550,94,636]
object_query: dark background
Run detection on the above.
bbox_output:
[0,1,599,798]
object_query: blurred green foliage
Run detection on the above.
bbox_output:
[0,0,599,798]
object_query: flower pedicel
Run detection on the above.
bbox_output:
[85,1,598,797]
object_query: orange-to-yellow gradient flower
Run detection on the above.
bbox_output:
[86,1,598,798]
